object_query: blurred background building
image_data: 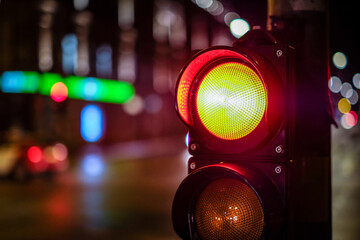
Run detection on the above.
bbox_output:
[0,0,265,148]
[1,0,357,146]
[0,0,359,239]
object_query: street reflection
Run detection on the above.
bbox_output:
[79,145,106,183]
[46,189,72,231]
[82,153,105,177]
[82,188,106,231]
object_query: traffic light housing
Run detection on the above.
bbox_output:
[172,30,295,239]
[176,31,291,156]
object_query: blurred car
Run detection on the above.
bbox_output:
[24,142,69,177]
[0,129,69,181]
[0,142,22,179]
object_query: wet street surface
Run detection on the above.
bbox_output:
[0,129,359,239]
[0,137,187,240]
[332,126,360,240]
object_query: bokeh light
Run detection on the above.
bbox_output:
[74,0,89,11]
[230,18,250,38]
[340,82,353,98]
[338,98,351,114]
[27,146,43,163]
[66,75,135,104]
[347,89,359,105]
[123,94,144,116]
[40,72,63,95]
[328,76,342,93]
[52,143,68,161]
[224,12,240,26]
[1,71,26,93]
[44,146,56,163]
[50,82,68,102]
[332,52,347,69]
[96,44,112,78]
[81,105,104,142]
[0,71,40,93]
[82,153,105,177]
[185,132,189,147]
[346,111,358,127]
[340,111,358,129]
[195,0,213,9]
[352,73,360,89]
[83,78,99,100]
[205,0,223,16]
[0,71,134,104]
[61,34,78,74]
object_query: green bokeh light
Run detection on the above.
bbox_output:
[0,71,134,104]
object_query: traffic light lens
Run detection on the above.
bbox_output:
[176,48,246,125]
[196,62,267,140]
[195,178,264,240]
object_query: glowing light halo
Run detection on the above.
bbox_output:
[332,52,347,69]
[50,82,68,102]
[27,146,43,163]
[176,48,258,125]
[196,61,267,140]
[341,111,358,129]
[0,71,134,104]
[176,46,285,153]
[338,98,351,114]
[81,104,104,142]
[230,18,250,38]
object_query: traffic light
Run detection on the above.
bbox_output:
[172,29,294,239]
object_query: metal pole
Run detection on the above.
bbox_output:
[267,0,332,239]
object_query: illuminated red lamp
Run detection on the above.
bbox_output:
[176,46,284,153]
[176,49,243,125]
[50,82,68,102]
[172,30,292,240]
[27,146,43,163]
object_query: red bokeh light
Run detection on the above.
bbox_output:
[27,146,43,163]
[345,111,358,127]
[50,82,68,102]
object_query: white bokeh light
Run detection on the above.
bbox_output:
[332,52,347,69]
[328,76,342,93]
[230,18,250,38]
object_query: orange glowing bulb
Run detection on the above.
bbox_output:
[50,82,68,102]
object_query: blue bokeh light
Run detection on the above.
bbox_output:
[81,105,104,142]
[62,34,78,75]
[83,77,99,100]
[1,71,26,93]
[82,153,104,177]
[96,44,112,78]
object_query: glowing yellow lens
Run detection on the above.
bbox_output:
[196,62,267,140]
[195,178,264,240]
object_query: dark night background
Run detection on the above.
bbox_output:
[0,0,359,239]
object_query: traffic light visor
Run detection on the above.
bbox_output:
[196,62,267,140]
[195,178,264,239]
